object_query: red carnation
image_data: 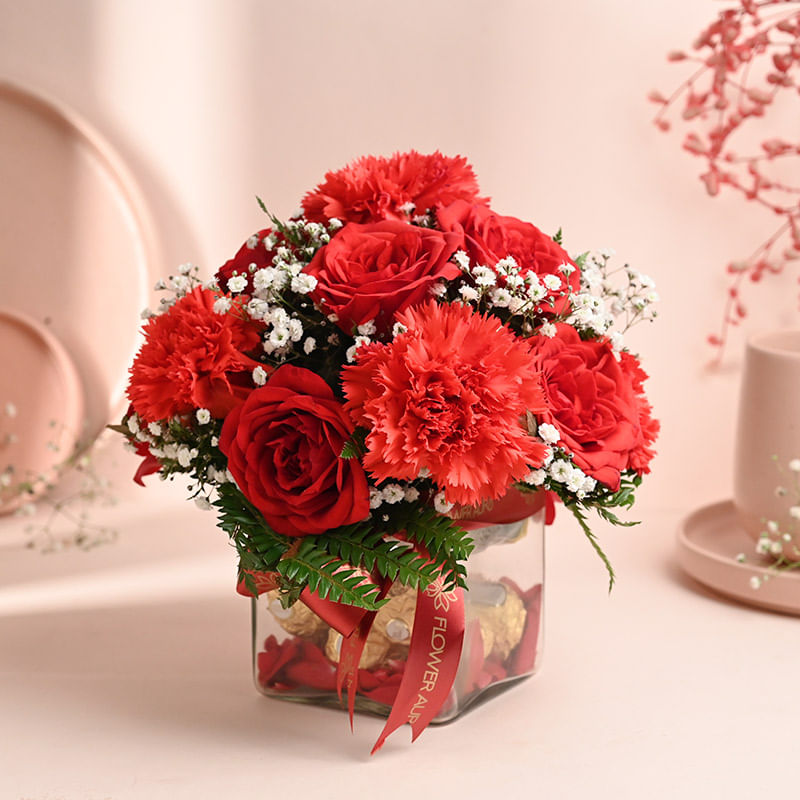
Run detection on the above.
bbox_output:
[216,227,285,294]
[304,220,462,334]
[437,200,579,312]
[127,287,263,422]
[219,365,370,537]
[342,300,548,506]
[302,150,488,225]
[530,324,658,490]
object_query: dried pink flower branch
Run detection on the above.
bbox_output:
[653,0,800,358]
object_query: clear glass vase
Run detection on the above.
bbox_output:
[251,509,544,723]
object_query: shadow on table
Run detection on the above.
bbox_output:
[0,596,376,761]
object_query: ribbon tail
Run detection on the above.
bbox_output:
[336,579,392,731]
[371,583,465,754]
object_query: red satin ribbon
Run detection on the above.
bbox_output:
[370,577,465,753]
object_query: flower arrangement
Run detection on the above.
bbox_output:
[115,150,658,749]
[651,0,800,357]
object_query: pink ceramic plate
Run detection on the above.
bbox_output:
[0,81,157,445]
[0,308,85,513]
[676,500,800,616]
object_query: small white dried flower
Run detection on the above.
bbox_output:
[433,491,454,514]
[196,408,211,425]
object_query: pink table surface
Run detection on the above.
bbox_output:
[0,478,796,800]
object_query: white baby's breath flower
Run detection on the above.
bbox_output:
[495,256,518,273]
[328,217,343,231]
[404,486,420,503]
[146,421,162,437]
[540,322,557,338]
[177,446,195,469]
[789,459,800,472]
[381,484,405,504]
[524,469,547,487]
[287,319,304,342]
[4,402,17,418]
[252,366,268,386]
[303,337,317,355]
[543,274,562,291]
[140,308,155,320]
[291,273,318,294]
[527,283,547,303]
[194,496,212,511]
[269,327,290,348]
[253,268,278,292]
[770,541,784,555]
[127,415,140,435]
[790,506,800,520]
[213,296,232,315]
[598,247,616,259]
[357,320,377,336]
[459,285,480,303]
[558,262,575,276]
[766,520,780,534]
[473,266,497,287]
[369,487,383,509]
[429,282,448,298]
[489,288,513,308]
[538,423,560,444]
[549,460,572,483]
[749,576,761,590]
[196,408,211,425]
[565,466,585,494]
[433,491,454,514]
[541,447,554,467]
[246,298,270,320]
[453,250,471,270]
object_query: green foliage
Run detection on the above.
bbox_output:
[340,427,368,459]
[213,483,473,609]
[275,538,387,610]
[213,484,291,595]
[547,470,643,593]
[552,227,563,245]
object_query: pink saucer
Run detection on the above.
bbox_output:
[0,81,157,443]
[0,308,85,514]
[677,500,800,616]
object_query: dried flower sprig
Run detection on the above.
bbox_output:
[736,454,800,587]
[651,0,800,358]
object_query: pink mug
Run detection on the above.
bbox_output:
[733,329,800,560]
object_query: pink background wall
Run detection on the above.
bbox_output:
[2,0,798,516]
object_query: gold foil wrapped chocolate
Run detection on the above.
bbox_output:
[266,591,328,642]
[324,584,418,669]
[467,579,526,661]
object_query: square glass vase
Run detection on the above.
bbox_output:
[251,509,544,723]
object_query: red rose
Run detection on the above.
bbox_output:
[531,324,658,490]
[304,220,462,334]
[219,364,370,536]
[437,200,579,311]
[216,227,284,294]
[302,150,488,225]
